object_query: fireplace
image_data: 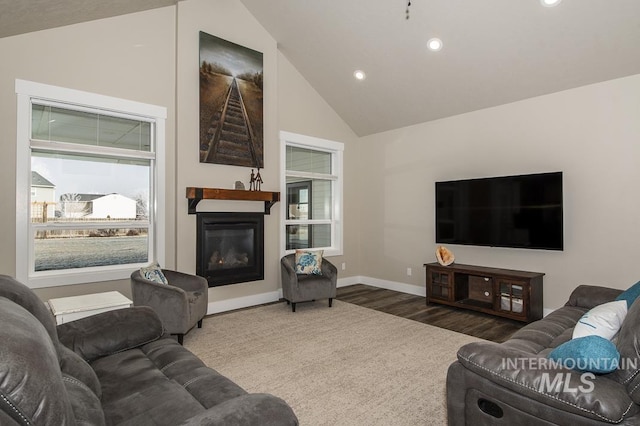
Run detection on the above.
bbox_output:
[196,212,264,287]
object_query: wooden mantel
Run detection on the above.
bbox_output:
[186,187,280,215]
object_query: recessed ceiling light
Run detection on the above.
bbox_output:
[427,38,443,52]
[541,0,561,7]
[353,70,366,80]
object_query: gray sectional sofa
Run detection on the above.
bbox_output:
[0,274,298,426]
[447,284,640,425]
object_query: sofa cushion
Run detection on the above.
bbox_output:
[58,343,102,398]
[572,300,627,340]
[91,338,248,425]
[63,374,106,426]
[0,274,59,343]
[0,298,76,425]
[503,305,586,354]
[548,335,620,374]
[58,306,164,362]
[609,294,640,402]
[565,285,623,310]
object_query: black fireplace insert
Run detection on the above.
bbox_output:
[196,212,264,286]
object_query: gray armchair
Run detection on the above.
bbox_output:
[280,254,337,312]
[130,269,208,344]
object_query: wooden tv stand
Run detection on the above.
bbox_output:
[423,263,544,322]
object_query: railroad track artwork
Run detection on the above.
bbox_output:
[204,78,260,167]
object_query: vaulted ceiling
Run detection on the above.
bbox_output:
[3,0,640,136]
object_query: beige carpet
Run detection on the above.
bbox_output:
[184,300,481,425]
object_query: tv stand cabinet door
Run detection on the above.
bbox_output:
[426,267,453,303]
[496,279,528,320]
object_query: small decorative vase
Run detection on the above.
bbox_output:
[436,246,455,266]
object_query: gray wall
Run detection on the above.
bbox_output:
[358,74,640,310]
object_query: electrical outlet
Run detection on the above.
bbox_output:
[407,267,412,276]
[341,262,346,271]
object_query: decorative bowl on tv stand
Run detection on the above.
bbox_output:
[436,246,455,266]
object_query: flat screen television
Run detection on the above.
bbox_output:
[435,172,563,250]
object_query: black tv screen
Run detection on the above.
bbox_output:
[435,172,563,250]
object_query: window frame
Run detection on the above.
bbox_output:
[15,79,166,288]
[280,131,343,257]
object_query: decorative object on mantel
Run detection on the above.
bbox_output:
[250,168,263,191]
[199,31,264,167]
[234,180,245,190]
[186,187,280,215]
[436,245,455,266]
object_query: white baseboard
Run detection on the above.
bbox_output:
[207,289,282,315]
[207,276,552,317]
[339,275,425,297]
[207,276,424,314]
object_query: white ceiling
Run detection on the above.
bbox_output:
[4,0,640,136]
[0,0,177,39]
[239,0,640,136]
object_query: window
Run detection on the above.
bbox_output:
[16,80,166,288]
[280,131,343,256]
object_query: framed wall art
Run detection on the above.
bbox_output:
[199,31,264,168]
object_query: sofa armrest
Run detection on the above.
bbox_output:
[565,285,623,310]
[178,393,298,426]
[57,306,164,362]
[455,341,635,423]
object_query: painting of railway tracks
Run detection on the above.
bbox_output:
[199,31,264,167]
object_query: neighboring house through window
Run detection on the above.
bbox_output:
[31,171,56,222]
[16,80,166,288]
[280,131,343,256]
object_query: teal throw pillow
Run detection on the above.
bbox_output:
[615,280,640,308]
[295,250,323,275]
[140,263,169,284]
[548,335,620,374]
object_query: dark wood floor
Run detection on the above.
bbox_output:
[336,284,524,343]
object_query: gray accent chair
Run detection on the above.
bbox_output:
[0,274,298,425]
[130,269,208,344]
[280,253,337,312]
[447,285,640,425]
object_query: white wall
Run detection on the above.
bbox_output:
[0,7,177,300]
[175,0,359,311]
[359,74,640,310]
[0,0,358,306]
[277,51,361,276]
[3,0,636,313]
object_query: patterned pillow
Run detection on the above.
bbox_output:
[295,250,324,275]
[140,263,169,284]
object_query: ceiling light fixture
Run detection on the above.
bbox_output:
[540,0,561,7]
[406,0,411,20]
[353,70,366,80]
[427,38,443,52]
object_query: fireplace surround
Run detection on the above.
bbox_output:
[196,212,264,287]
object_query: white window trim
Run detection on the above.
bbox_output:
[280,131,344,257]
[15,79,166,288]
